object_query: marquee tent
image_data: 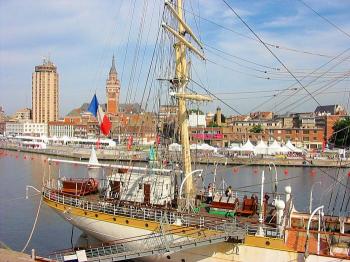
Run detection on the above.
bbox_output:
[285,140,303,153]
[240,139,255,151]
[254,139,268,155]
[228,144,241,151]
[268,140,282,155]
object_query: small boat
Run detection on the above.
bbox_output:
[61,178,98,196]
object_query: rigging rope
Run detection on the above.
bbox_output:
[180,4,337,58]
[249,47,350,112]
[221,0,321,106]
[297,0,350,40]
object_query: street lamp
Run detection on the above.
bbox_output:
[309,181,321,214]
[256,170,265,237]
[268,162,278,197]
[179,169,203,199]
[305,205,324,258]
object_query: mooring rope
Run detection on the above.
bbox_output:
[21,196,43,252]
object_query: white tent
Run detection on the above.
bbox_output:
[268,140,282,155]
[190,143,216,151]
[285,140,303,153]
[200,143,216,151]
[169,143,182,152]
[190,143,201,150]
[280,145,291,154]
[254,140,268,155]
[228,144,241,151]
[241,139,255,151]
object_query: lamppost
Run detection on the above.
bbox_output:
[256,170,265,237]
[309,181,321,214]
[178,169,203,211]
[268,162,278,197]
[305,205,324,258]
[179,169,203,199]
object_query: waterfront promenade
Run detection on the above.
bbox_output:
[1,143,349,168]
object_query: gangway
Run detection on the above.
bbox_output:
[52,223,246,262]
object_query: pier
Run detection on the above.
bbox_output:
[1,144,350,167]
[0,248,52,262]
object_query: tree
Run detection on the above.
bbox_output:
[250,124,263,133]
[329,117,350,147]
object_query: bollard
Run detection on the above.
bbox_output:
[31,249,35,260]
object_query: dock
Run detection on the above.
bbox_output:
[0,248,53,262]
[1,144,349,167]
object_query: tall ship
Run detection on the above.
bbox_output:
[38,1,349,261]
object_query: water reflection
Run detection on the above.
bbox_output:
[0,150,349,257]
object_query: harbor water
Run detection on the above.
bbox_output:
[0,150,349,257]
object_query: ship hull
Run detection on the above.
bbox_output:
[52,207,348,262]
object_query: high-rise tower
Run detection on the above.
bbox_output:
[32,59,59,123]
[106,55,120,115]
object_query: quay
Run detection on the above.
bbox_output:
[0,248,52,262]
[1,144,349,168]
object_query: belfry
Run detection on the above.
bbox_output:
[106,55,120,115]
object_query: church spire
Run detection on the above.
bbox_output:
[109,54,117,75]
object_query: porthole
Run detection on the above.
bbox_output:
[166,255,171,259]
[145,223,149,227]
[126,220,129,224]
[95,214,98,218]
[265,241,270,246]
[181,259,185,262]
[113,217,116,221]
[84,212,87,215]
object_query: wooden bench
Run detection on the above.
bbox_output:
[210,196,238,210]
[236,198,257,216]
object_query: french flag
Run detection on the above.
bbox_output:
[88,94,112,136]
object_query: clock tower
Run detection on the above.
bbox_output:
[106,55,120,115]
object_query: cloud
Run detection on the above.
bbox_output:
[0,0,349,117]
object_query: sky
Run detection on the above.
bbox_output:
[0,0,349,117]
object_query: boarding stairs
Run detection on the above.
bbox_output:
[53,219,246,262]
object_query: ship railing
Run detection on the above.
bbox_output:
[43,187,280,238]
[243,223,281,238]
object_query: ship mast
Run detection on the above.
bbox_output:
[163,0,211,210]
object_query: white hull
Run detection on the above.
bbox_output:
[54,209,349,262]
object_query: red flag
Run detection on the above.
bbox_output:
[156,135,160,145]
